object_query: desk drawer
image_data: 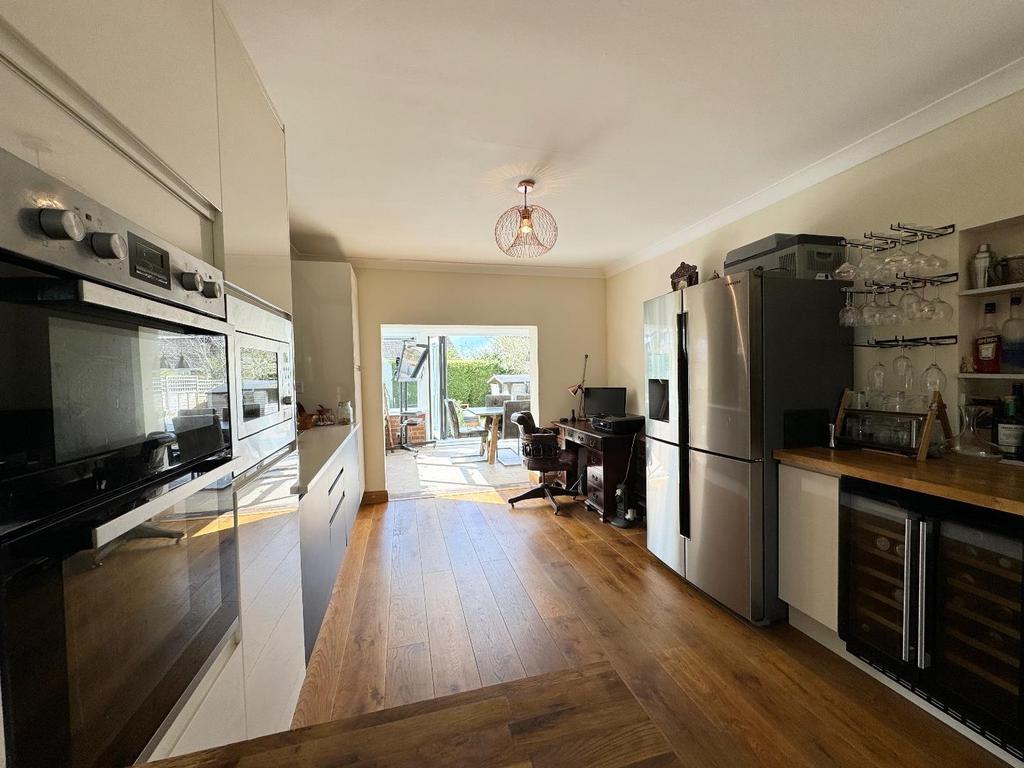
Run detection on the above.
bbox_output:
[586,485,605,511]
[586,466,604,491]
[586,450,603,467]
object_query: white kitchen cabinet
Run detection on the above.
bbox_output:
[291,260,360,418]
[0,0,222,209]
[213,4,292,312]
[778,464,840,631]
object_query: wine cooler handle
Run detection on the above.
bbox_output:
[902,517,913,663]
[917,520,930,669]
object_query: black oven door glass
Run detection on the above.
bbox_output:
[0,261,230,531]
[0,468,238,768]
[240,346,280,421]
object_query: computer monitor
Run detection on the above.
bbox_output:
[584,387,626,417]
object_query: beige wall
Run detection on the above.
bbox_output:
[356,267,606,492]
[607,89,1024,415]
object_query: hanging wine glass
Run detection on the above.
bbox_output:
[861,289,882,326]
[923,247,948,274]
[857,252,883,283]
[931,281,954,322]
[907,239,930,277]
[921,344,947,394]
[834,244,858,281]
[916,284,937,321]
[879,291,903,326]
[886,235,912,272]
[838,290,861,327]
[892,346,915,391]
[899,287,922,321]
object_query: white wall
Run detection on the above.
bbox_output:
[607,89,1024,414]
[355,267,606,492]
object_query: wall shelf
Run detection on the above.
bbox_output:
[960,281,1024,298]
[958,373,1024,380]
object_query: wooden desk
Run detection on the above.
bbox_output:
[551,420,641,521]
[469,406,503,465]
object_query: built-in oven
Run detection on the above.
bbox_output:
[0,146,239,766]
[227,287,295,473]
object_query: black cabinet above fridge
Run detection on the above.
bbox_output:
[839,477,1024,757]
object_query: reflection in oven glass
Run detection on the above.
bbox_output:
[240,347,280,421]
[61,478,237,767]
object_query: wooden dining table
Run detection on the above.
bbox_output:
[468,405,504,465]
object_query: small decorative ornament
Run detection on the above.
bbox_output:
[495,179,557,259]
[670,261,698,290]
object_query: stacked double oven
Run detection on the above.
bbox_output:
[0,148,241,767]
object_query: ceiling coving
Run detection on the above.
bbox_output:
[495,180,557,259]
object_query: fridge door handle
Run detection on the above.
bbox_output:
[901,517,913,663]
[917,520,930,669]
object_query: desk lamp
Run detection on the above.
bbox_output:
[567,353,588,420]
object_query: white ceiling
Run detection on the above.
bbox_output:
[224,0,1024,270]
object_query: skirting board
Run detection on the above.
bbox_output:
[788,607,1022,767]
[361,490,389,505]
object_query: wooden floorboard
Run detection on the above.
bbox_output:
[151,661,681,768]
[288,489,1005,768]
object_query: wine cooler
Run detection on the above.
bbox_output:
[839,477,1024,756]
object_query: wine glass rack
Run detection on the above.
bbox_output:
[841,271,959,295]
[853,334,958,349]
[843,222,956,253]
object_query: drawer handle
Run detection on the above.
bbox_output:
[329,491,346,527]
[329,465,346,495]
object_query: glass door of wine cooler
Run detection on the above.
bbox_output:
[839,481,918,668]
[932,516,1023,743]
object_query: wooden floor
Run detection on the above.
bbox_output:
[152,661,680,767]
[292,488,1004,768]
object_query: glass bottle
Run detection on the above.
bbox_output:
[995,394,1024,459]
[974,302,1002,374]
[1002,294,1024,373]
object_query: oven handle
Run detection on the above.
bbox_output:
[91,457,244,549]
[78,280,232,335]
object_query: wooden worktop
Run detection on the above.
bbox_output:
[774,446,1024,517]
[148,661,680,767]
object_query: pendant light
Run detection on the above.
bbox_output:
[495,179,557,259]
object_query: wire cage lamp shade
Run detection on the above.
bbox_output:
[495,179,557,259]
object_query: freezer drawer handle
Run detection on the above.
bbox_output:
[901,517,913,663]
[917,520,930,669]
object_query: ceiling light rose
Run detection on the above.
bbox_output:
[495,179,557,259]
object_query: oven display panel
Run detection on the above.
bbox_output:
[128,232,171,289]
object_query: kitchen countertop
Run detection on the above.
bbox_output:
[293,422,360,495]
[774,446,1024,517]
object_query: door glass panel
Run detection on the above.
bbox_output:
[933,521,1021,729]
[841,491,911,661]
[240,346,280,421]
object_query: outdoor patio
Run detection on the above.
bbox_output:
[385,437,528,499]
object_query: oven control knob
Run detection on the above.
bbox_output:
[180,271,205,292]
[39,208,86,242]
[201,280,222,300]
[90,232,127,260]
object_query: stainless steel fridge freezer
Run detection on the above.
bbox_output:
[682,271,850,623]
[644,290,685,576]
